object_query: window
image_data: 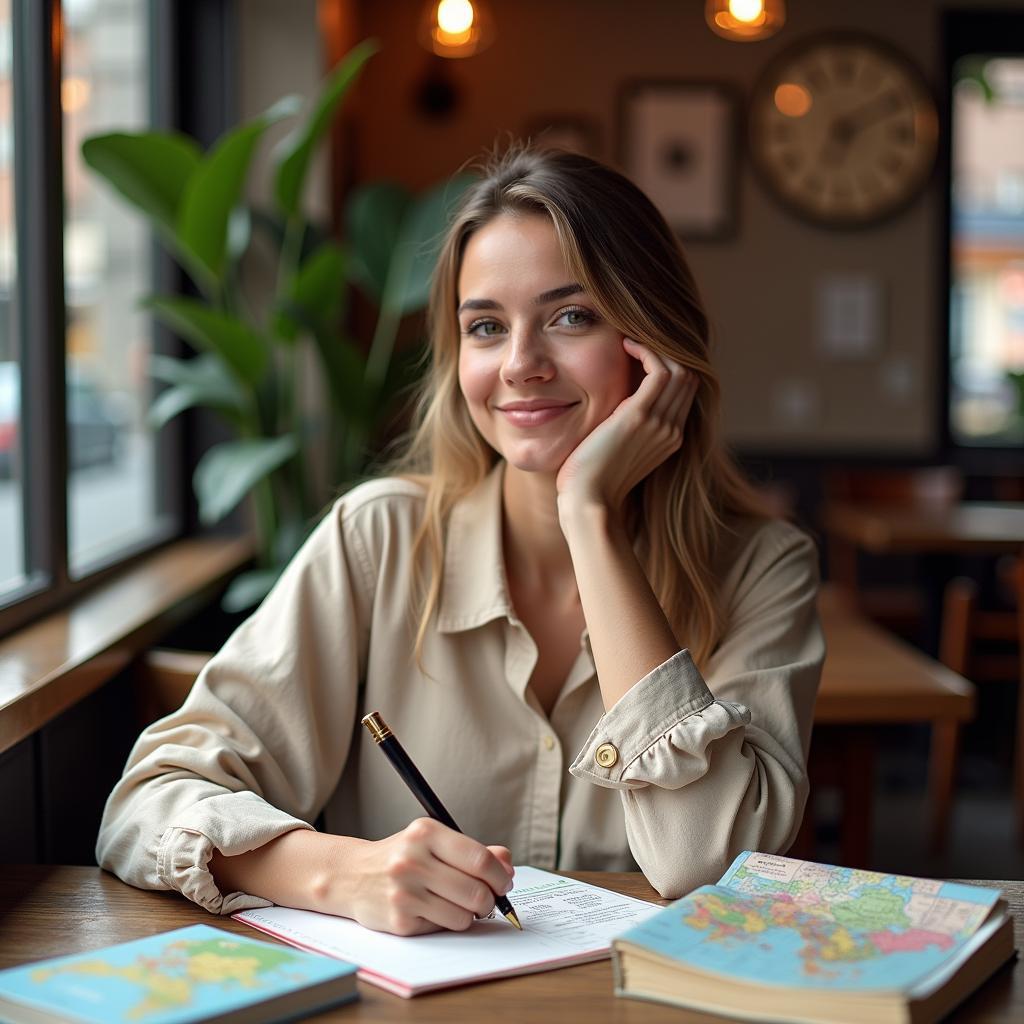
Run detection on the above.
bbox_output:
[947,13,1024,448]
[0,0,185,633]
[63,0,168,574]
[0,0,21,595]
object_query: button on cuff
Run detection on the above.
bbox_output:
[595,742,618,768]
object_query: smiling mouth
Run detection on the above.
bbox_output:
[496,402,578,426]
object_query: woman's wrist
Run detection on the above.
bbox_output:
[209,828,366,916]
[557,490,623,545]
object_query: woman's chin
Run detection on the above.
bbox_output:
[501,444,572,477]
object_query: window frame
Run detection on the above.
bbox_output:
[0,0,227,636]
[941,8,1024,463]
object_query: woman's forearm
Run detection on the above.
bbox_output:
[559,498,681,709]
[209,828,367,914]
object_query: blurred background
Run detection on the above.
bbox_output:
[0,0,1022,882]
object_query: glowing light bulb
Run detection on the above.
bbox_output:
[437,0,474,35]
[728,0,764,22]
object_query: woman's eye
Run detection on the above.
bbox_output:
[556,307,594,329]
[465,319,504,337]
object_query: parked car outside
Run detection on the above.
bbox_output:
[0,361,125,479]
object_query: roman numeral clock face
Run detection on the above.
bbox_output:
[749,34,939,226]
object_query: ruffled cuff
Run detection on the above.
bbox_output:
[156,792,315,914]
[568,648,751,791]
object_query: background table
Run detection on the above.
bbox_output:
[813,588,975,862]
[823,501,1024,556]
[0,866,1019,1022]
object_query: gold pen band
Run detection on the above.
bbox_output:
[361,711,392,744]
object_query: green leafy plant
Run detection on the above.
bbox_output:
[82,41,473,611]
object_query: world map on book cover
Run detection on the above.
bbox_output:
[0,924,355,1024]
[628,852,1000,991]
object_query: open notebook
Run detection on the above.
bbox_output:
[234,866,661,997]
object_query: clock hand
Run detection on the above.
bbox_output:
[820,89,903,166]
[830,89,902,143]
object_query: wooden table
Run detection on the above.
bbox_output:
[824,501,1024,556]
[0,866,1020,1023]
[811,588,975,864]
[823,500,1024,653]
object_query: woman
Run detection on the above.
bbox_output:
[97,145,824,936]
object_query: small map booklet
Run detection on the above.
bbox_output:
[235,865,661,997]
[613,851,1015,1024]
[0,923,358,1024]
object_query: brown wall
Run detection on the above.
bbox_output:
[349,0,1012,455]
[242,0,1022,455]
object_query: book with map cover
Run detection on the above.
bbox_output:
[613,851,1014,1024]
[0,923,357,1024]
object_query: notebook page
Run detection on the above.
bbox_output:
[235,866,661,995]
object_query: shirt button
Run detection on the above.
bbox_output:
[542,735,555,751]
[595,742,618,768]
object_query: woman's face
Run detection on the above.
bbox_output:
[456,213,634,475]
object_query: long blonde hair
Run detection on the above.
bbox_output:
[388,143,768,668]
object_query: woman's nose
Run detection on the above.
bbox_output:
[501,327,554,385]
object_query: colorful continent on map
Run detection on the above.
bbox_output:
[30,937,306,1021]
[682,879,954,980]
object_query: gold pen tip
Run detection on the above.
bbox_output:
[504,909,523,930]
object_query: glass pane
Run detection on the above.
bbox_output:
[0,0,23,595]
[950,55,1024,446]
[64,0,163,575]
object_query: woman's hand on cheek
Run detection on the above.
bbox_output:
[555,337,698,522]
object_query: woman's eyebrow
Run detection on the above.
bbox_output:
[456,283,584,316]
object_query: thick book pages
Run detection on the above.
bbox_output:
[0,923,358,1024]
[235,865,661,997]
[613,851,1015,1024]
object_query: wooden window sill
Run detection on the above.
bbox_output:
[0,536,254,756]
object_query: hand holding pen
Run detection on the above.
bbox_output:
[362,712,522,931]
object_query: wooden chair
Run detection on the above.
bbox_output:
[131,648,211,728]
[824,467,964,635]
[935,558,1024,849]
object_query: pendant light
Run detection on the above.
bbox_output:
[419,0,495,59]
[705,0,785,42]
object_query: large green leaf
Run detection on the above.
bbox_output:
[388,172,476,315]
[311,328,369,418]
[147,297,269,387]
[147,353,248,429]
[177,96,302,285]
[81,132,202,236]
[248,205,332,263]
[273,39,378,217]
[193,435,300,525]
[346,182,410,301]
[280,241,348,337]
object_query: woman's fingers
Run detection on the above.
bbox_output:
[420,820,514,897]
[624,337,696,423]
[423,857,501,919]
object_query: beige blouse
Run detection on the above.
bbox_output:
[96,464,824,914]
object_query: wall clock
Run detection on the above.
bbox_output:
[748,33,939,227]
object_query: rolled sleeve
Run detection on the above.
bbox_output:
[569,520,824,900]
[154,793,315,915]
[96,493,375,912]
[569,649,750,790]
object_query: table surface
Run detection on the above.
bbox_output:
[0,866,1020,1023]
[815,588,975,723]
[823,500,1024,554]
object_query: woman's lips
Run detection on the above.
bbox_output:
[497,403,577,427]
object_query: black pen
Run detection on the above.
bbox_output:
[361,711,522,930]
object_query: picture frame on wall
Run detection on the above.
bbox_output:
[524,115,602,160]
[617,81,738,241]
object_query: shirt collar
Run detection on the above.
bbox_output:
[437,461,514,633]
